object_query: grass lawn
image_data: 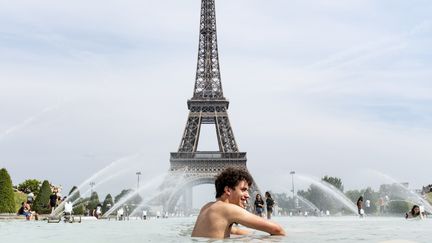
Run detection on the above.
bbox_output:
[14,191,27,211]
[426,193,432,204]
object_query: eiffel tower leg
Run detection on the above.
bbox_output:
[215,115,238,152]
[178,112,202,152]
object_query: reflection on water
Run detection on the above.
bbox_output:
[1,216,431,243]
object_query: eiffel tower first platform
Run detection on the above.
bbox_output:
[158,0,256,213]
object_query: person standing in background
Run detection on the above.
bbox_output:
[265,191,275,220]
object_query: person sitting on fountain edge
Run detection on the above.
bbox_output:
[191,167,286,239]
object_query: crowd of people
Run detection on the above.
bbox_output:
[16,186,63,220]
[13,169,429,232]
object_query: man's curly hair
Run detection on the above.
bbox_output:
[215,167,253,198]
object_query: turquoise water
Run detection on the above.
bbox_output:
[1,216,431,242]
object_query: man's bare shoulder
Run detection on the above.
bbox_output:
[197,201,243,223]
[207,201,244,214]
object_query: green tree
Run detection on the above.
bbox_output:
[68,186,80,202]
[86,191,100,213]
[33,180,52,214]
[115,189,132,203]
[0,168,16,213]
[102,194,114,214]
[297,176,349,214]
[67,186,85,215]
[72,198,86,215]
[114,189,142,213]
[298,184,335,212]
[363,187,379,214]
[322,176,344,192]
[387,200,410,214]
[345,189,363,203]
[17,179,41,195]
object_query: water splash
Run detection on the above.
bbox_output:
[296,194,320,212]
[52,152,142,217]
[102,173,167,217]
[296,174,358,215]
[129,186,182,217]
[69,167,133,206]
[0,102,64,141]
[368,170,432,213]
[127,170,190,217]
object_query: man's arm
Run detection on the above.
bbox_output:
[228,204,285,236]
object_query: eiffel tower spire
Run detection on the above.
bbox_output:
[177,0,237,153]
[193,0,224,100]
[156,0,256,213]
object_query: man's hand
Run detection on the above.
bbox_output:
[231,226,251,235]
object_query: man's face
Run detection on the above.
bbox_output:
[227,180,250,208]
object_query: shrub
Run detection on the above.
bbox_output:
[72,198,86,215]
[68,186,80,202]
[0,168,16,213]
[33,180,52,214]
[102,194,114,214]
[67,186,85,215]
[86,191,100,212]
[387,200,410,214]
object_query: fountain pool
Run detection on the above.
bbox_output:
[1,216,431,243]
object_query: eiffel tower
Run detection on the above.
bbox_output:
[159,0,256,213]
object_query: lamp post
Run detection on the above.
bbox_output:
[89,181,95,194]
[136,171,142,191]
[290,171,295,199]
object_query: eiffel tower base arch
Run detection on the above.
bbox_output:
[157,157,259,214]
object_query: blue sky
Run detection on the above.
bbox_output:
[0,0,431,206]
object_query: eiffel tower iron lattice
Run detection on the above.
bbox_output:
[156,0,257,213]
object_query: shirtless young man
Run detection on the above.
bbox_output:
[191,167,286,239]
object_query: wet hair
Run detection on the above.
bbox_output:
[215,167,253,198]
[411,205,420,216]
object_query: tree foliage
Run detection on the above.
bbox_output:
[296,176,349,214]
[73,198,86,215]
[68,186,80,202]
[114,189,132,203]
[102,194,114,214]
[345,189,363,203]
[17,179,41,195]
[298,184,336,212]
[387,200,410,214]
[33,180,52,214]
[67,186,85,215]
[114,189,142,213]
[322,176,344,192]
[0,168,16,213]
[86,191,100,212]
